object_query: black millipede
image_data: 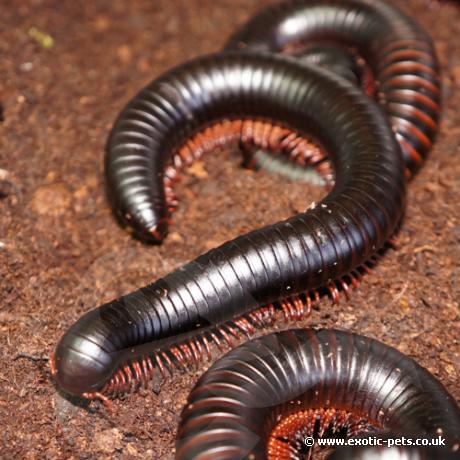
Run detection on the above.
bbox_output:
[175,328,460,460]
[51,53,406,400]
[106,0,440,245]
[225,0,441,177]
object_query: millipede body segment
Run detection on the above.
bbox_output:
[293,44,366,88]
[52,53,405,398]
[175,329,460,460]
[225,0,441,175]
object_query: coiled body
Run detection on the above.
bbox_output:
[225,0,441,176]
[106,0,439,243]
[52,53,405,397]
[175,329,460,459]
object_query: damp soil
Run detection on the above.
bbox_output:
[0,0,459,458]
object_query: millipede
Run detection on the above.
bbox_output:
[175,328,460,459]
[107,0,440,245]
[51,51,406,400]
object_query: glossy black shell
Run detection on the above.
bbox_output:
[294,43,364,86]
[54,53,405,396]
[225,0,441,175]
[175,329,460,459]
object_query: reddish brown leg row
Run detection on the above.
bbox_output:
[267,408,380,460]
[163,119,333,213]
[99,306,276,397]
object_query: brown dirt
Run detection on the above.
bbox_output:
[1,0,459,459]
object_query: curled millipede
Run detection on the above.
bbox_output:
[225,0,441,177]
[175,328,460,460]
[107,0,441,244]
[51,53,405,399]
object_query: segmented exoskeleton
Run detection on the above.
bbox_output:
[52,53,405,399]
[176,329,460,459]
[225,0,441,177]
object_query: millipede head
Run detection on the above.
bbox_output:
[147,221,169,243]
[52,327,114,397]
[122,208,170,244]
